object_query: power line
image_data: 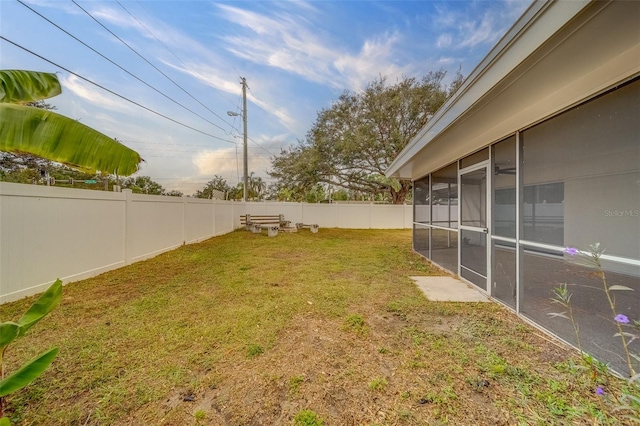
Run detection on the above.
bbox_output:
[143,155,272,159]
[17,0,232,135]
[247,135,278,157]
[0,36,234,143]
[133,148,273,157]
[123,139,279,155]
[71,0,236,131]
[234,83,281,157]
[122,140,227,148]
[120,0,237,107]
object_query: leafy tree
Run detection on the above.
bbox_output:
[304,184,326,203]
[227,184,243,201]
[121,175,165,195]
[0,69,141,176]
[194,175,230,199]
[247,172,266,201]
[0,153,125,192]
[275,186,297,202]
[331,188,349,201]
[269,72,457,204]
[269,141,322,200]
[25,100,57,110]
[0,152,46,183]
[165,190,183,197]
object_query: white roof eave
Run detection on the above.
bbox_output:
[386,0,592,179]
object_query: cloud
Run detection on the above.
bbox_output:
[90,5,142,31]
[433,1,531,51]
[436,34,452,49]
[193,146,242,178]
[458,14,498,48]
[334,32,410,90]
[192,132,290,180]
[23,0,78,15]
[215,4,408,91]
[60,74,136,114]
[69,2,302,135]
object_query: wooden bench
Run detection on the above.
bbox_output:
[240,214,290,236]
[295,222,319,233]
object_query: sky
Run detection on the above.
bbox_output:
[1,0,532,195]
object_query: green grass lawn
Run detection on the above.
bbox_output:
[0,229,633,425]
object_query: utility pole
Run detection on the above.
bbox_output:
[227,77,249,202]
[241,77,248,203]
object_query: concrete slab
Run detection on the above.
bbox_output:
[411,276,489,302]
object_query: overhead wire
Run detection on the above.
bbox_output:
[87,0,273,186]
[121,0,237,107]
[0,36,234,143]
[143,155,272,159]
[17,0,232,135]
[71,0,236,131]
[230,92,242,182]
[10,2,287,186]
[247,136,279,156]
[123,140,273,156]
[241,81,284,157]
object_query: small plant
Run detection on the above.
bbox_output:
[344,314,365,332]
[368,377,388,391]
[293,409,324,426]
[194,409,206,421]
[398,409,415,420]
[0,280,62,425]
[549,244,639,421]
[246,343,264,358]
[343,313,369,336]
[289,375,305,395]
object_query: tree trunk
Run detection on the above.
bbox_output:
[390,182,411,204]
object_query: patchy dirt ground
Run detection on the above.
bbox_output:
[1,230,631,425]
[124,306,589,426]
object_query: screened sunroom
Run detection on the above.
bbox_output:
[387,0,640,374]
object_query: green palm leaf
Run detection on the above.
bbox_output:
[0,347,59,397]
[0,70,61,104]
[17,280,62,337]
[0,103,141,175]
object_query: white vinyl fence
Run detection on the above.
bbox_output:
[0,183,411,303]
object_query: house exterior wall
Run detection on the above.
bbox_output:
[392,1,640,374]
[410,75,639,375]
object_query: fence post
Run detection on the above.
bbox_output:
[182,195,187,245]
[123,189,133,265]
[211,198,218,237]
[369,202,373,229]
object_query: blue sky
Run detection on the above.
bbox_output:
[1,0,532,194]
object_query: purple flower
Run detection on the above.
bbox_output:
[614,314,630,324]
[596,386,605,396]
[564,247,579,256]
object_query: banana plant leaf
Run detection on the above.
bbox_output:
[0,322,20,351]
[0,347,59,397]
[0,70,61,104]
[0,104,141,176]
[17,280,62,337]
